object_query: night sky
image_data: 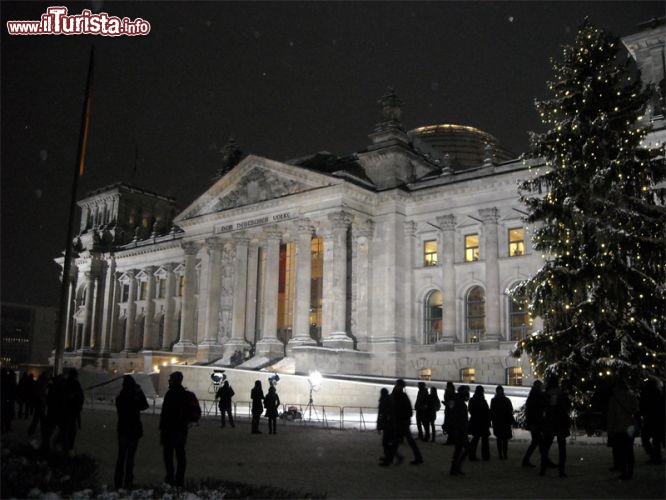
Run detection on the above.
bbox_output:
[2,1,663,307]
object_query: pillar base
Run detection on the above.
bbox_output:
[255,338,285,358]
[480,339,500,350]
[288,335,317,347]
[434,339,455,351]
[196,343,225,363]
[172,340,197,356]
[322,331,354,350]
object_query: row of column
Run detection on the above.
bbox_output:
[436,207,502,343]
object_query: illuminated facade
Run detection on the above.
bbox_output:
[55,21,664,385]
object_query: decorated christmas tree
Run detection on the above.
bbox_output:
[512,19,666,406]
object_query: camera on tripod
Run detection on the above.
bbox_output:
[210,369,226,385]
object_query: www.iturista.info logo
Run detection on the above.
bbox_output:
[6,6,151,36]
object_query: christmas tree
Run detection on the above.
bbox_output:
[512,19,666,406]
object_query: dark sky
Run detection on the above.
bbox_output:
[2,1,663,307]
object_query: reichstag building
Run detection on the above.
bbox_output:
[55,21,665,388]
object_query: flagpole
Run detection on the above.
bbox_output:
[54,45,95,375]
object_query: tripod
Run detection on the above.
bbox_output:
[304,382,319,422]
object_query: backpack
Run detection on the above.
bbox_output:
[184,390,202,423]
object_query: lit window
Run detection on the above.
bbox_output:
[178,275,185,297]
[157,278,166,299]
[424,240,438,266]
[507,367,523,386]
[461,367,476,384]
[509,292,531,341]
[424,290,443,344]
[466,286,485,342]
[465,234,479,262]
[508,228,525,257]
[139,281,148,300]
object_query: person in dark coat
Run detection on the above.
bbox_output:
[250,380,265,434]
[215,380,235,428]
[41,374,66,452]
[61,368,84,454]
[639,378,664,465]
[114,375,149,490]
[490,385,514,460]
[607,378,639,480]
[28,372,49,439]
[264,385,281,434]
[522,380,545,467]
[390,379,423,465]
[415,382,430,441]
[1,368,17,433]
[377,387,402,466]
[16,372,32,419]
[159,371,190,487]
[427,387,441,442]
[443,381,456,444]
[450,385,471,475]
[540,376,571,477]
[468,385,491,461]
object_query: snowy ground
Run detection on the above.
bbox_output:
[4,408,665,499]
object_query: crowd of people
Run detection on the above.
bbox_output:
[1,367,664,489]
[376,376,665,481]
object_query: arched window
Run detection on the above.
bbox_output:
[509,283,531,340]
[466,286,485,342]
[424,290,443,344]
[506,367,523,386]
[461,367,476,384]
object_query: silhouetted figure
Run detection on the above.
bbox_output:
[1,368,17,433]
[42,374,66,452]
[639,379,665,465]
[468,385,491,461]
[450,385,471,475]
[490,385,514,460]
[160,371,190,487]
[522,380,545,468]
[114,375,149,490]
[540,376,571,477]
[443,381,456,444]
[16,372,33,419]
[250,380,265,434]
[264,385,281,434]
[607,378,639,480]
[427,387,441,442]
[377,387,401,466]
[28,372,49,439]
[415,382,430,440]
[215,380,235,428]
[390,379,423,465]
[61,368,84,454]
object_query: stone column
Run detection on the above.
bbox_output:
[256,226,284,358]
[322,211,354,349]
[89,275,100,349]
[161,264,176,350]
[245,242,259,347]
[226,235,251,352]
[81,272,95,350]
[351,219,373,350]
[173,241,200,354]
[99,257,116,354]
[142,266,156,349]
[289,220,316,346]
[198,238,225,361]
[123,270,137,351]
[64,277,76,351]
[402,221,417,343]
[437,214,457,344]
[480,207,501,341]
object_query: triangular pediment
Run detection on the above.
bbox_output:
[176,155,340,222]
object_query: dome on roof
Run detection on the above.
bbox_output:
[408,124,515,171]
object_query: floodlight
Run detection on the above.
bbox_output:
[308,370,322,389]
[210,369,226,384]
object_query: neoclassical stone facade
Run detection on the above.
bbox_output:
[55,22,664,386]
